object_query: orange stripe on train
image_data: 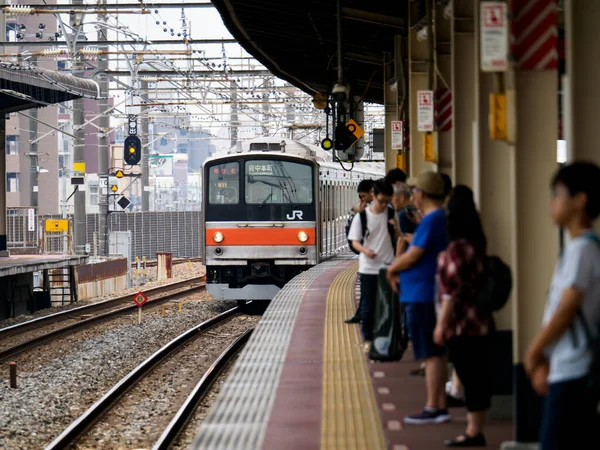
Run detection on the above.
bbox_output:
[206,228,316,246]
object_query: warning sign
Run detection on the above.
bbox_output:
[115,170,124,179]
[132,291,148,307]
[417,91,434,132]
[480,2,508,72]
[45,219,69,232]
[391,120,403,150]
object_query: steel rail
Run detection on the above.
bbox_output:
[44,307,239,450]
[152,328,252,450]
[0,279,205,362]
[0,276,204,340]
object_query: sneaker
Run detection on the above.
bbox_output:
[445,433,486,447]
[404,407,451,424]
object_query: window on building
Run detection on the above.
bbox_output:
[6,173,19,192]
[6,23,19,42]
[6,135,18,155]
[89,183,99,207]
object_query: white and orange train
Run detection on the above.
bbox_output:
[201,138,383,305]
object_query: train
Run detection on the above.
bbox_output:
[201,137,383,305]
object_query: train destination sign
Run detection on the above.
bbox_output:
[248,163,274,176]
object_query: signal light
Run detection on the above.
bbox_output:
[321,138,333,151]
[123,135,141,165]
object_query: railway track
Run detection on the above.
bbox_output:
[45,307,250,450]
[0,276,205,362]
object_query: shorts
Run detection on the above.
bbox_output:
[404,302,446,360]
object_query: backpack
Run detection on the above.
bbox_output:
[346,207,397,255]
[475,255,513,315]
[569,233,600,406]
[369,266,409,361]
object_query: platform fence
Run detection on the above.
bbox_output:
[7,209,203,259]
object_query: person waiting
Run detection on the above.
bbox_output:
[434,185,494,447]
[525,162,600,450]
[347,179,398,348]
[345,179,375,324]
[386,172,450,424]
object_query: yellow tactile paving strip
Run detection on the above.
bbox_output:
[321,263,387,450]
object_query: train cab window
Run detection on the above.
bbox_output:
[208,162,240,204]
[245,160,313,204]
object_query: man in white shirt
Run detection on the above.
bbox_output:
[347,179,398,343]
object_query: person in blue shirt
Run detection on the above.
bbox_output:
[386,171,450,425]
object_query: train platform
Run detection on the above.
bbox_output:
[191,255,513,450]
[0,254,87,278]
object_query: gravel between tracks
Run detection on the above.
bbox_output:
[0,294,236,450]
[0,262,205,330]
[75,316,258,449]
[171,354,240,450]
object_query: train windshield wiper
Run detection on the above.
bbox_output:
[259,192,273,208]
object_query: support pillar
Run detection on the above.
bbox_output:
[451,0,476,186]
[436,1,453,176]
[409,1,436,175]
[384,49,398,173]
[565,1,600,167]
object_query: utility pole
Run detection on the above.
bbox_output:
[97,1,109,256]
[230,79,238,149]
[71,0,87,255]
[141,80,150,211]
[0,0,8,256]
[28,57,39,208]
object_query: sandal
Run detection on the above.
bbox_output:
[444,433,486,447]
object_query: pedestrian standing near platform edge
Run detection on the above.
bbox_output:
[525,162,600,450]
[386,171,450,424]
[434,185,495,447]
[347,179,397,345]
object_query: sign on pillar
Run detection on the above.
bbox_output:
[417,91,434,132]
[391,121,403,150]
[480,2,508,72]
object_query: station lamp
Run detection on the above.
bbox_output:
[124,135,142,165]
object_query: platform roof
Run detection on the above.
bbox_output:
[211,0,406,104]
[0,62,100,113]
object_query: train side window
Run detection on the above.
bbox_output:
[208,162,240,204]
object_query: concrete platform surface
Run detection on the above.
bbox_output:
[0,254,88,277]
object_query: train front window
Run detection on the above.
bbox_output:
[245,160,313,204]
[208,162,239,204]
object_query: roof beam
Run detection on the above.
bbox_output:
[342,7,404,29]
[6,39,237,47]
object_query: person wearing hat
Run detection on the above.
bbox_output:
[386,171,450,425]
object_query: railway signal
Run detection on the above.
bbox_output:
[124,135,142,165]
[133,291,148,324]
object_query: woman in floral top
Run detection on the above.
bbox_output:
[433,185,495,447]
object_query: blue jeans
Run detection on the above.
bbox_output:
[359,273,378,341]
[540,375,599,450]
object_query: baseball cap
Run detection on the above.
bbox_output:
[407,171,445,197]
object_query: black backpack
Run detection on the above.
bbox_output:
[346,207,396,255]
[475,255,513,315]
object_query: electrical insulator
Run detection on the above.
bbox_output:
[5,6,34,16]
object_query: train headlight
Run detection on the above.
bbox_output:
[213,232,224,243]
[297,231,308,243]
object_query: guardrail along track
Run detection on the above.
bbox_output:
[0,277,206,362]
[45,307,241,450]
[153,329,252,450]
